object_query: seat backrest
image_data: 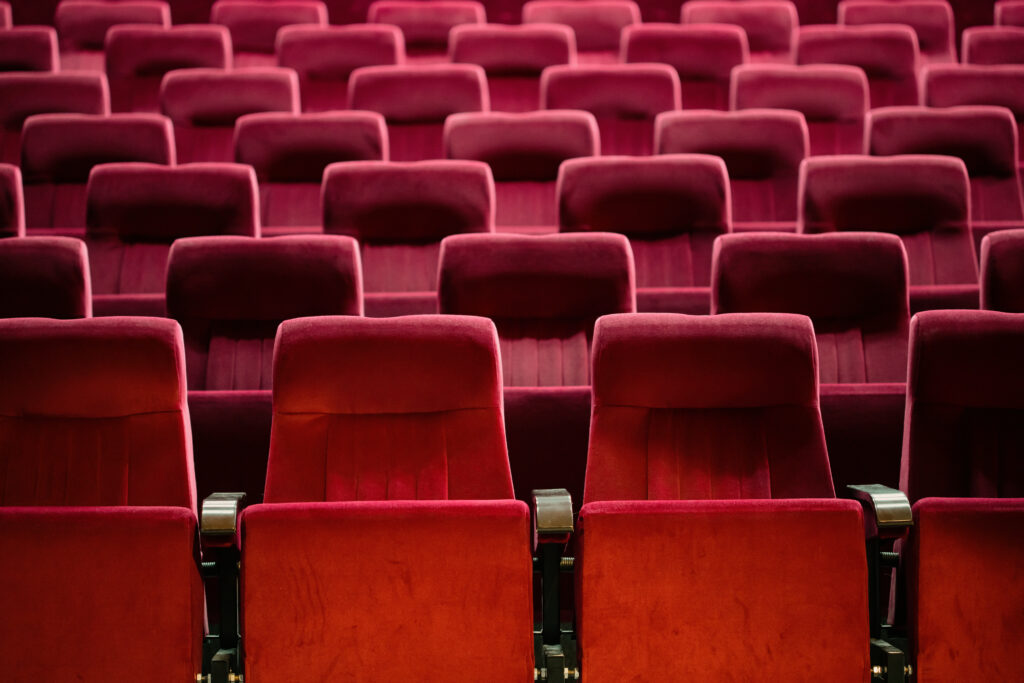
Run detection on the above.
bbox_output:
[0,316,195,511]
[682,0,797,58]
[368,0,485,49]
[0,71,109,129]
[585,312,833,503]
[438,232,636,386]
[0,163,23,237]
[981,229,1024,312]
[0,237,91,318]
[0,2,10,28]
[902,309,1024,502]
[799,155,977,286]
[839,0,955,63]
[55,0,170,51]
[211,0,328,54]
[962,26,1024,65]
[166,235,362,390]
[348,63,488,123]
[997,0,1024,26]
[450,23,575,74]
[265,314,514,502]
[712,232,910,383]
[276,24,405,81]
[522,0,640,53]
[0,27,59,72]
[922,64,1024,122]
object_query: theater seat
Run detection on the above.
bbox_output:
[323,159,494,316]
[962,26,1024,65]
[997,0,1024,26]
[444,109,598,230]
[0,316,203,682]
[541,63,680,155]
[85,162,260,316]
[368,0,485,62]
[522,0,640,63]
[0,236,91,318]
[655,108,807,231]
[0,163,23,237]
[731,64,869,155]
[839,0,955,64]
[0,27,59,72]
[981,229,1024,311]
[682,0,798,64]
[55,0,170,71]
[558,154,731,313]
[235,111,388,230]
[211,0,327,67]
[0,2,10,28]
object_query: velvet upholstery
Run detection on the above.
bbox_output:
[963,26,1024,65]
[449,23,575,111]
[21,113,175,231]
[540,63,680,155]
[440,232,636,386]
[106,25,233,114]
[0,237,92,318]
[713,232,910,384]
[622,23,748,110]
[188,389,272,503]
[681,0,797,64]
[55,0,170,70]
[731,64,869,156]
[906,498,1024,682]
[820,382,906,491]
[167,235,363,390]
[0,27,59,72]
[322,159,493,315]
[211,0,327,65]
[655,109,807,229]
[276,24,405,112]
[902,309,1024,502]
[368,0,485,55]
[265,315,515,501]
[522,0,639,61]
[797,25,921,107]
[586,312,833,503]
[839,0,955,64]
[160,67,300,163]
[0,72,109,165]
[444,110,599,229]
[235,111,387,228]
[0,163,24,238]
[997,0,1024,26]
[348,64,488,160]
[981,229,1024,311]
[558,154,730,313]
[578,499,868,681]
[0,2,10,27]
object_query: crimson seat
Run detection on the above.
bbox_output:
[0,27,59,72]
[0,2,10,28]
[838,0,955,64]
[56,0,171,71]
[0,236,91,318]
[681,0,797,64]
[211,0,327,67]
[962,26,1024,65]
[0,163,23,237]
[981,229,1024,311]
[522,0,639,64]
[997,0,1024,26]
[368,0,485,62]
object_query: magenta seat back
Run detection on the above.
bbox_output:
[682,0,797,62]
[0,27,59,72]
[167,235,362,390]
[839,0,955,63]
[522,0,640,54]
[0,237,91,319]
[0,163,23,237]
[368,0,485,50]
[981,229,1024,312]
[55,0,170,51]
[0,3,10,28]
[712,232,910,383]
[585,312,833,503]
[211,0,328,54]
[997,0,1024,26]
[963,27,1024,65]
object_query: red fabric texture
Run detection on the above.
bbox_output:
[439,233,636,385]
[523,0,639,55]
[266,315,514,501]
[55,0,170,50]
[999,0,1024,26]
[0,3,10,28]
[731,64,869,155]
[622,23,748,110]
[106,25,232,114]
[982,229,1024,311]
[655,108,807,228]
[586,312,834,503]
[0,163,24,237]
[0,506,203,682]
[681,0,797,63]
[907,497,1024,682]
[188,389,272,503]
[902,309,1024,502]
[235,111,387,227]
[0,236,91,318]
[577,499,869,681]
[368,0,485,49]
[0,27,59,72]
[242,500,533,679]
[211,0,327,54]
[963,26,1024,65]
[797,25,921,106]
[0,317,195,511]
[820,382,906,490]
[839,0,955,63]
[167,235,363,390]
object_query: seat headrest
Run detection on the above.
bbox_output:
[540,63,680,117]
[0,317,185,418]
[962,27,1024,66]
[622,23,749,80]
[923,64,1024,120]
[56,0,170,50]
[522,0,640,51]
[839,0,953,57]
[0,73,109,127]
[592,312,819,409]
[797,25,919,78]
[86,162,260,241]
[449,23,575,74]
[731,64,869,122]
[105,25,232,78]
[348,64,488,122]
[276,24,405,80]
[0,237,91,318]
[443,110,598,181]
[0,3,11,28]
[0,163,24,237]
[0,26,59,72]
[981,229,1024,313]
[273,314,502,414]
[211,0,328,53]
[682,0,798,54]
[558,154,731,237]
[439,232,636,319]
[367,0,485,48]
[160,68,300,125]
[322,160,493,243]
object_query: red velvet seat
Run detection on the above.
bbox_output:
[55,0,170,71]
[800,155,978,312]
[981,229,1024,311]
[839,0,955,64]
[681,0,797,64]
[323,159,494,316]
[622,23,748,111]
[962,26,1024,65]
[0,72,109,165]
[20,113,174,232]
[449,23,575,112]
[731,64,869,156]
[655,108,807,231]
[368,0,485,63]
[997,0,1024,26]
[241,315,532,679]
[522,0,639,64]
[348,64,488,161]
[540,63,680,155]
[558,154,730,313]
[235,111,388,230]
[276,24,405,112]
[797,25,921,107]
[211,0,327,67]
[0,163,23,238]
[85,162,260,316]
[0,316,203,682]
[444,109,598,230]
[0,236,91,318]
[105,25,232,113]
[0,27,59,72]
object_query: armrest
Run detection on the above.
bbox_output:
[532,488,573,550]
[846,484,912,541]
[200,492,246,683]
[201,492,247,550]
